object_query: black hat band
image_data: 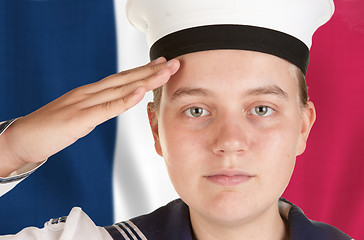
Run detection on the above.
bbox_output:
[150,24,309,75]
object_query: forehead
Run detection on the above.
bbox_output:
[163,49,298,99]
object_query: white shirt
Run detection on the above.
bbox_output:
[0,168,113,240]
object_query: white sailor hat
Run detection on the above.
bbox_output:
[126,0,335,75]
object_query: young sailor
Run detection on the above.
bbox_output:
[0,0,353,239]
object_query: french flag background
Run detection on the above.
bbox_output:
[0,0,362,239]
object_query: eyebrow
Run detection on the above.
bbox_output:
[171,85,288,101]
[171,87,213,101]
[246,85,288,100]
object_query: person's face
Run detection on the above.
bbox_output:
[148,50,315,226]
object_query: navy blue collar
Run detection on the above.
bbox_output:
[106,198,351,240]
[130,199,193,239]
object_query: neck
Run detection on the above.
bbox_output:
[190,202,290,240]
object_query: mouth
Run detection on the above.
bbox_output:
[204,170,254,186]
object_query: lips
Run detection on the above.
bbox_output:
[205,170,254,186]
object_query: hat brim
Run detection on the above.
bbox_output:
[150,24,309,75]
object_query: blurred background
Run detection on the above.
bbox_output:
[0,0,362,239]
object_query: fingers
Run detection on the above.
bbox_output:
[75,68,167,109]
[78,87,147,134]
[113,58,179,94]
[69,59,179,110]
[68,58,180,131]
[55,58,179,108]
[145,56,166,66]
[85,57,177,93]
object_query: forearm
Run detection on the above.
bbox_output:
[0,119,26,178]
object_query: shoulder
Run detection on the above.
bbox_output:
[2,207,111,240]
[282,199,353,240]
[105,199,193,240]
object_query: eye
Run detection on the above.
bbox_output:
[184,107,211,118]
[249,105,275,116]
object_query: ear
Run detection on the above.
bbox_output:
[147,102,163,157]
[297,101,316,156]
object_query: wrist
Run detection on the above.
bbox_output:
[0,119,28,177]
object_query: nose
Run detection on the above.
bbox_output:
[211,116,248,156]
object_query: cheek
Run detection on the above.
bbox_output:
[251,122,299,192]
[158,113,218,191]
[159,127,208,200]
[253,124,298,157]
[158,118,203,175]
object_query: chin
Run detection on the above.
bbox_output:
[193,191,262,225]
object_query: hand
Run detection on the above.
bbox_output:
[0,57,180,176]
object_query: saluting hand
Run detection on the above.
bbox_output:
[0,57,180,177]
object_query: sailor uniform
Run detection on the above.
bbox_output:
[104,198,353,240]
[0,119,17,135]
